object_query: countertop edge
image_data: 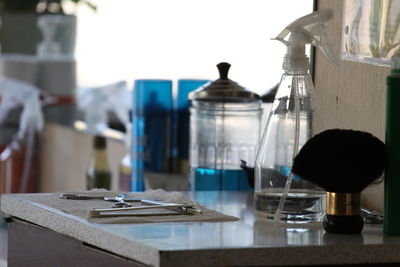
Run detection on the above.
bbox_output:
[0,193,161,266]
[3,193,400,266]
[159,244,400,266]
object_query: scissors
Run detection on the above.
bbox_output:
[59,193,142,208]
[88,199,202,218]
[60,193,202,217]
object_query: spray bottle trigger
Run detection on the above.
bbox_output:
[312,30,340,67]
[271,37,290,46]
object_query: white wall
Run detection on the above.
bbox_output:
[315,0,389,211]
[70,0,313,95]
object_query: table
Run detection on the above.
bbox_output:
[2,191,400,266]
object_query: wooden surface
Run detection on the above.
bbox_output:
[315,0,389,211]
[39,123,126,192]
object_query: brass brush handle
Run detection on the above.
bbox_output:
[326,192,361,216]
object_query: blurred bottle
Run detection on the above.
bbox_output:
[119,123,132,191]
[37,15,77,127]
[87,135,111,190]
[119,153,132,191]
[0,128,39,193]
[133,79,173,173]
[0,78,44,194]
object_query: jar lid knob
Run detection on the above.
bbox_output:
[217,62,231,80]
[188,62,261,102]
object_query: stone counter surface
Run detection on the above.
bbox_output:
[2,191,400,266]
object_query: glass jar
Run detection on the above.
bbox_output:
[189,62,262,191]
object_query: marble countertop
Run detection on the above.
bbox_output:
[2,191,400,266]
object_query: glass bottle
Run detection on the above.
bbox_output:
[118,152,131,191]
[87,135,111,190]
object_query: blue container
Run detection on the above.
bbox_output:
[192,168,251,191]
[131,116,145,191]
[132,79,173,191]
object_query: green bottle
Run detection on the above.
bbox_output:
[384,53,400,235]
[87,135,111,190]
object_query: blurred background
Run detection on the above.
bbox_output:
[0,0,313,194]
[73,0,313,94]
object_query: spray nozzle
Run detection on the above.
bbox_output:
[0,77,44,139]
[78,81,131,135]
[273,9,339,71]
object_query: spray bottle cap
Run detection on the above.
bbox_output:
[273,9,339,72]
[78,81,130,135]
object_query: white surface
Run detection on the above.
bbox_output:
[72,0,313,96]
[2,191,400,266]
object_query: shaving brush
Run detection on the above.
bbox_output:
[292,129,385,234]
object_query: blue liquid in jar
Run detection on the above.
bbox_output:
[192,168,252,191]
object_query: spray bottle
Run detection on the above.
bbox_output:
[78,81,132,190]
[0,77,44,193]
[254,9,338,223]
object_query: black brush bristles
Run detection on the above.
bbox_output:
[292,129,385,193]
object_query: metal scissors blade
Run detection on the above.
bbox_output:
[60,193,142,207]
[60,193,157,208]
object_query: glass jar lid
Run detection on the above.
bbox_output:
[189,62,260,103]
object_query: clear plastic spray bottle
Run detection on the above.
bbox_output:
[254,9,338,223]
[78,81,131,190]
